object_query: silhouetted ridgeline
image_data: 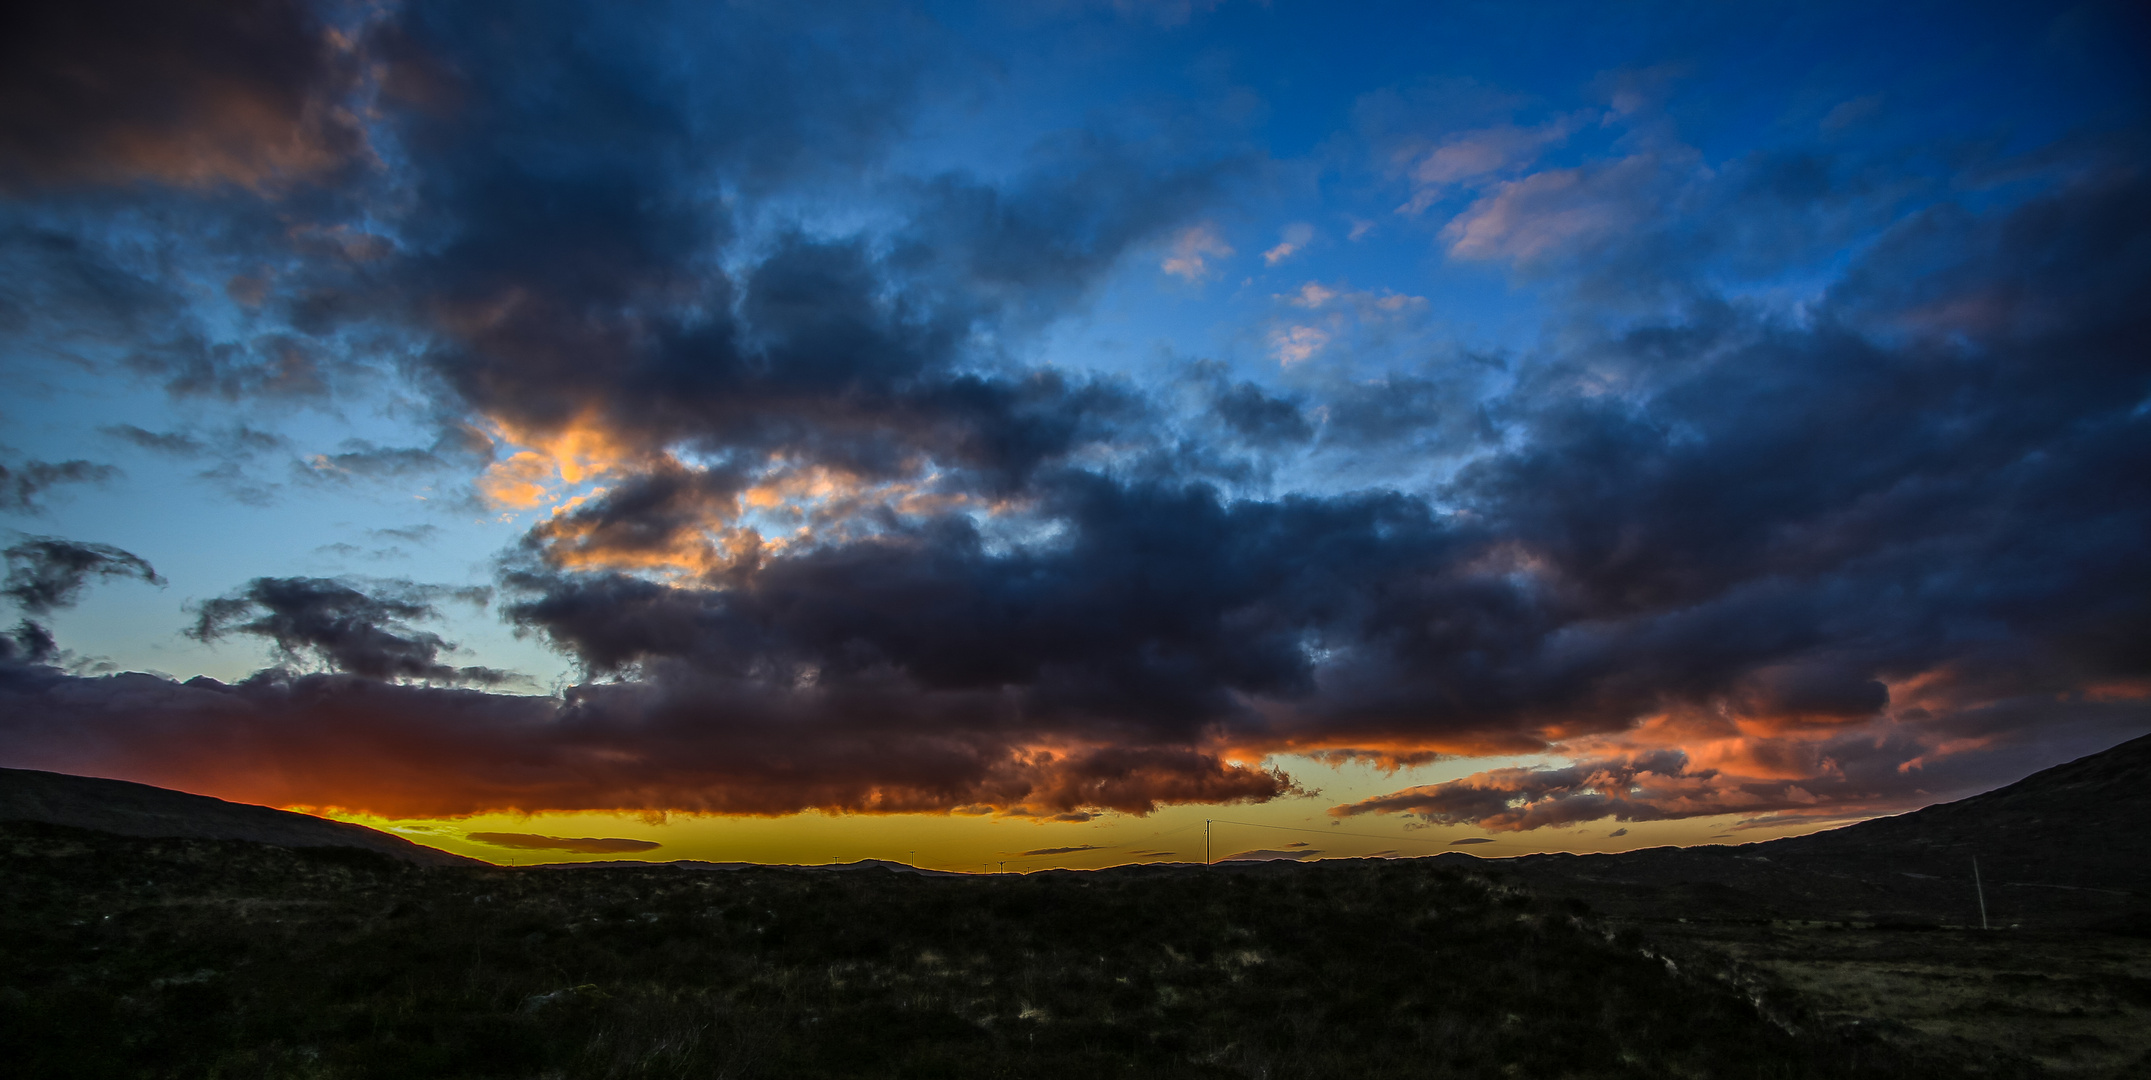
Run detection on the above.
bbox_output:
[0,767,478,867]
[1488,732,2151,933]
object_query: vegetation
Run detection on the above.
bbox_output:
[3,821,1991,1079]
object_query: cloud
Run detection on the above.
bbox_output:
[369,525,441,545]
[0,664,1297,818]
[1396,114,1590,215]
[1221,848,1320,861]
[465,832,662,854]
[1442,155,1677,265]
[1262,223,1315,266]
[1,537,162,666]
[102,425,208,457]
[0,460,120,513]
[3,537,163,614]
[1264,282,1431,370]
[1013,844,1109,857]
[104,425,290,460]
[186,577,509,685]
[296,442,451,485]
[0,0,366,190]
[1269,325,1329,366]
[1162,223,1233,280]
[0,3,2145,837]
[1447,837,1494,845]
[1211,380,1313,446]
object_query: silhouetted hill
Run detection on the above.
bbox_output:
[1490,732,2151,932]
[1774,731,2151,878]
[0,767,479,867]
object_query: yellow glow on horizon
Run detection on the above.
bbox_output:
[313,754,1860,872]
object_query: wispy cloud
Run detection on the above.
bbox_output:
[466,832,662,854]
[1012,844,1110,857]
[1162,223,1234,280]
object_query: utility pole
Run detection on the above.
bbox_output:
[1974,856,1989,931]
[1206,819,1212,866]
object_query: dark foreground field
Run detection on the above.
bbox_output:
[0,821,1979,1080]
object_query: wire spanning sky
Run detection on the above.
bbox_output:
[1,0,2146,868]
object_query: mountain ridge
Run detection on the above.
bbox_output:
[0,767,480,867]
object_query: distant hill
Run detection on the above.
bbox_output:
[1490,731,2151,931]
[0,767,480,867]
[1772,730,2151,880]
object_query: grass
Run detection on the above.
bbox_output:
[1,821,1994,1079]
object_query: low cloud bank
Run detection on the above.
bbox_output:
[465,832,662,855]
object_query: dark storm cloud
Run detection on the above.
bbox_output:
[0,0,363,190]
[493,161,2148,824]
[187,576,509,685]
[0,459,120,513]
[1210,379,1313,447]
[0,0,1289,820]
[3,537,163,614]
[102,425,207,456]
[0,663,1293,818]
[465,833,662,855]
[2,537,162,665]
[0,1,2143,829]
[504,473,1455,733]
[355,2,1076,480]
[1314,370,1496,455]
[20,140,2142,820]
[2,619,57,664]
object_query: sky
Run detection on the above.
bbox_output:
[1,0,2146,871]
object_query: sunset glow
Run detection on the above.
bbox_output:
[2,0,2146,870]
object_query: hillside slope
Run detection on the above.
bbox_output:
[1772,731,2151,885]
[0,767,479,867]
[1491,731,2151,930]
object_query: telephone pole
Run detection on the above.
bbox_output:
[1206,819,1212,866]
[1973,856,1989,930]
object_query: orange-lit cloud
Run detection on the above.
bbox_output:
[0,667,1299,820]
[476,415,638,511]
[1,1,367,192]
